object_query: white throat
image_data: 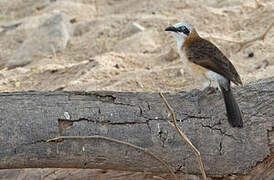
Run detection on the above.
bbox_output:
[173,33,186,52]
[172,33,186,58]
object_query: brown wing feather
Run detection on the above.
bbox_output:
[184,37,242,85]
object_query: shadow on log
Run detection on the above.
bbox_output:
[0,77,273,179]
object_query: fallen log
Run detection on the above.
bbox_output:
[0,77,273,178]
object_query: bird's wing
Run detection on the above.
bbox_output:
[185,38,242,85]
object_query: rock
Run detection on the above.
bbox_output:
[159,48,179,61]
[114,64,120,69]
[176,68,184,77]
[39,0,96,22]
[129,22,145,34]
[255,59,269,70]
[113,30,162,53]
[0,21,22,33]
[73,21,91,36]
[33,0,50,11]
[8,12,58,33]
[6,11,72,69]
[247,50,254,58]
[0,13,57,69]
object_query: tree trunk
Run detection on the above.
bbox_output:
[0,77,273,178]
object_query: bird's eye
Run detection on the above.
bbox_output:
[178,26,190,35]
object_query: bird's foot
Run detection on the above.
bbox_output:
[200,86,219,96]
[196,86,219,113]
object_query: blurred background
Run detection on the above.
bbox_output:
[0,0,273,179]
[0,0,273,93]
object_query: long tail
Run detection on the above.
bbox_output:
[220,82,243,128]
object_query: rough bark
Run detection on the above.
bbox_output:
[0,77,273,178]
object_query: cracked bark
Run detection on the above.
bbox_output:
[0,77,273,178]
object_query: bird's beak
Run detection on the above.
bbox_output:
[165,26,178,32]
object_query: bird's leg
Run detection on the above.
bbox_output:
[201,80,219,96]
[196,80,219,113]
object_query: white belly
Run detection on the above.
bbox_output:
[206,71,229,90]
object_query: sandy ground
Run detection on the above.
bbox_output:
[0,0,273,93]
[0,0,273,179]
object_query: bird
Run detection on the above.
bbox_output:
[165,22,243,128]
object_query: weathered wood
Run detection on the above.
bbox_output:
[0,77,273,177]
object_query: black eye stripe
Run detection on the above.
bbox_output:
[177,26,190,35]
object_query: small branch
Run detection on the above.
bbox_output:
[159,92,207,180]
[255,0,263,8]
[94,0,99,17]
[0,21,22,32]
[210,23,274,52]
[47,135,178,180]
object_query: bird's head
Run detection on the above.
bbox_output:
[165,22,198,50]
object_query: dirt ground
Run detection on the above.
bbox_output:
[0,0,273,93]
[0,0,273,179]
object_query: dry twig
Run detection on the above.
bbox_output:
[94,0,99,16]
[47,135,178,180]
[159,92,207,180]
[254,0,263,8]
[210,23,274,52]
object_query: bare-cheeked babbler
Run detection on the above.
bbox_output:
[165,22,243,128]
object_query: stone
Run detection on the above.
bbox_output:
[160,48,179,62]
[39,0,96,21]
[6,11,72,69]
